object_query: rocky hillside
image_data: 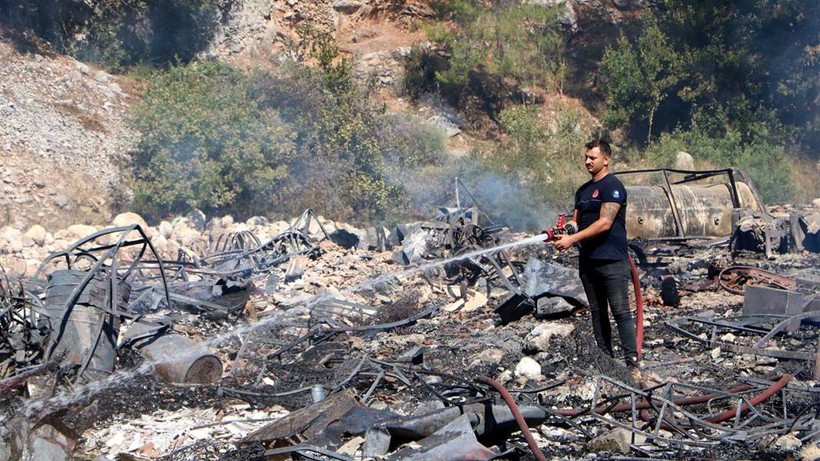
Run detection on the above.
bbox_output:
[0,0,458,231]
[0,0,635,240]
[0,40,135,230]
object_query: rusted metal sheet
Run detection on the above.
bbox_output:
[242,388,361,444]
[742,285,820,332]
[718,266,797,295]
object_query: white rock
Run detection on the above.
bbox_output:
[463,291,488,312]
[268,221,292,237]
[1,225,22,242]
[514,357,544,381]
[426,115,461,138]
[333,0,363,14]
[774,433,802,451]
[497,369,513,383]
[64,224,98,242]
[587,428,634,454]
[54,195,69,208]
[158,221,174,239]
[94,70,109,82]
[443,299,465,312]
[526,323,575,352]
[48,240,69,252]
[245,216,268,228]
[151,234,169,256]
[798,442,820,460]
[710,347,721,360]
[319,217,338,233]
[24,224,46,246]
[719,332,736,342]
[1,226,23,253]
[176,227,204,249]
[112,212,148,230]
[675,151,695,170]
[473,348,504,365]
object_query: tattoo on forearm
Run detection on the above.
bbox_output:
[601,202,620,221]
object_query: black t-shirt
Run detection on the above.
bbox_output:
[574,173,628,262]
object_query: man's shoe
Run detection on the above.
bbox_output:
[625,356,641,382]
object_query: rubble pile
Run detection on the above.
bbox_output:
[0,198,818,460]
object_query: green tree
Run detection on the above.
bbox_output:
[249,32,447,223]
[496,103,588,207]
[602,15,682,144]
[604,1,819,152]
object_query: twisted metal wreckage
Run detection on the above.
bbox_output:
[0,169,818,459]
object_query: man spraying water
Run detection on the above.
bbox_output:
[550,139,640,373]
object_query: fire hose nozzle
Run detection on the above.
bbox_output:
[542,213,577,242]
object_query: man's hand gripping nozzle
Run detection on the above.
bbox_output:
[541,213,578,242]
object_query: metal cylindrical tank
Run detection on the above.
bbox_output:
[44,269,131,383]
[625,182,759,239]
[123,322,223,384]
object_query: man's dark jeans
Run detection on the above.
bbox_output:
[579,258,638,360]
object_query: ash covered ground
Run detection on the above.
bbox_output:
[0,211,819,461]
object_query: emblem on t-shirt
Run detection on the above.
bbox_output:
[613,190,620,199]
[592,189,599,198]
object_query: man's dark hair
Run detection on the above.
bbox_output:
[585,139,612,157]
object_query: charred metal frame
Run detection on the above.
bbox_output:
[30,225,170,384]
[667,314,817,361]
[617,168,737,240]
[0,274,50,379]
[417,180,524,297]
[554,374,804,448]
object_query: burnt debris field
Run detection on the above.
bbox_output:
[1,171,820,460]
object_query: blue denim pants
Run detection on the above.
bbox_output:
[579,259,638,360]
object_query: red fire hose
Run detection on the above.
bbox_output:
[556,383,754,417]
[639,375,792,430]
[628,255,644,355]
[476,376,547,461]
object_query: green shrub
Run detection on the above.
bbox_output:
[379,115,446,168]
[647,120,796,204]
[495,103,588,209]
[406,1,566,124]
[128,62,295,220]
[601,15,682,144]
[245,34,452,224]
[601,1,819,155]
